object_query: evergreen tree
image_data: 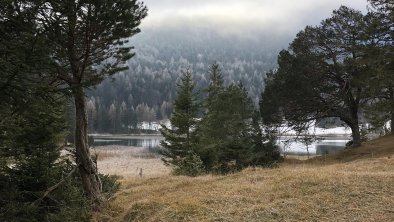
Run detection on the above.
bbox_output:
[195,64,226,171]
[31,0,148,200]
[160,70,202,176]
[249,111,281,167]
[205,63,225,108]
[196,64,271,173]
[198,83,257,173]
[1,0,143,210]
[217,84,256,172]
[0,93,90,221]
[261,6,371,147]
[0,5,89,218]
[364,0,394,132]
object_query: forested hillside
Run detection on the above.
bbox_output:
[86,28,289,133]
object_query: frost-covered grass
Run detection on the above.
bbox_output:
[94,135,394,222]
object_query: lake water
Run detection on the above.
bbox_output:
[91,135,349,156]
[278,136,349,155]
[92,135,162,153]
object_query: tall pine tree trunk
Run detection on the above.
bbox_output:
[74,87,101,202]
[344,112,361,147]
[390,112,394,134]
[349,95,361,147]
[350,123,361,147]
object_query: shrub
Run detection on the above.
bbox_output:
[173,152,205,177]
[99,174,121,198]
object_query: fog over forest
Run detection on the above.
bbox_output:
[87,0,368,133]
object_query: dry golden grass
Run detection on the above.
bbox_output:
[94,145,159,160]
[94,136,394,222]
[94,146,171,178]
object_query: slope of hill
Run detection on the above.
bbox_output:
[84,29,287,134]
[95,135,394,222]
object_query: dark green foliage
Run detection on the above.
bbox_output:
[36,0,148,87]
[249,112,281,167]
[195,65,225,166]
[160,70,203,176]
[363,0,394,133]
[196,65,280,174]
[172,151,205,177]
[15,0,148,200]
[0,1,110,219]
[260,71,284,126]
[1,0,148,202]
[198,83,254,173]
[261,6,372,147]
[161,65,281,175]
[99,174,121,198]
[205,63,225,108]
[0,93,91,221]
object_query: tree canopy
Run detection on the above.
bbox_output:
[160,70,203,176]
[261,6,375,147]
[1,0,148,204]
[34,0,147,200]
[363,0,394,131]
[0,3,90,219]
[161,64,281,175]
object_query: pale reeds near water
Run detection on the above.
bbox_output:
[94,145,171,178]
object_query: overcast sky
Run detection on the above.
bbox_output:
[140,0,368,36]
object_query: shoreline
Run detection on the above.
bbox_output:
[90,133,351,140]
[90,134,163,140]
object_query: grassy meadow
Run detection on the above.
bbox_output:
[94,136,394,222]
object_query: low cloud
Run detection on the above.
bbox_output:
[140,0,368,36]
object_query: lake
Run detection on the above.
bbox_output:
[91,135,349,156]
[92,135,162,153]
[278,136,349,155]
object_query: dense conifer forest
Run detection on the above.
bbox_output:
[85,29,286,133]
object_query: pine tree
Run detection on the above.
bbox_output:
[160,70,203,176]
[249,111,281,167]
[0,3,93,219]
[0,92,91,221]
[210,84,255,173]
[195,64,226,171]
[32,0,148,200]
[196,64,281,174]
[1,0,147,207]
[260,6,371,147]
[197,64,256,173]
[206,63,224,108]
[364,0,394,133]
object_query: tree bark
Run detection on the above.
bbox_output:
[73,87,101,202]
[391,111,394,134]
[350,123,361,147]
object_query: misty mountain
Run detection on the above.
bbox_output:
[86,28,292,132]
